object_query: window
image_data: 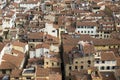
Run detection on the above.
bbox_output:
[26,77,31,80]
[112,66,115,69]
[15,77,19,80]
[46,62,48,65]
[91,26,94,28]
[52,63,54,66]
[104,35,106,38]
[88,65,90,67]
[78,31,80,33]
[106,66,110,70]
[2,70,6,74]
[96,61,99,64]
[75,66,78,69]
[52,30,55,32]
[69,66,72,70]
[30,46,33,48]
[75,61,78,64]
[57,62,59,66]
[91,31,93,33]
[102,61,105,63]
[88,60,91,64]
[84,31,86,33]
[81,66,83,69]
[81,61,84,63]
[81,31,83,33]
[69,73,71,76]
[88,31,90,33]
[101,66,104,70]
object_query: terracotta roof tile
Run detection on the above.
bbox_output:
[83,43,95,54]
[45,34,59,44]
[28,32,44,39]
[45,57,61,62]
[76,21,97,27]
[36,67,50,77]
[92,38,120,46]
[36,66,61,77]
[115,69,120,76]
[28,57,44,63]
[36,78,47,80]
[0,61,15,69]
[12,41,27,47]
[70,70,88,80]
[10,69,22,78]
[101,51,116,61]
[49,73,62,80]
[62,34,92,52]
[1,50,25,69]
[36,43,50,49]
[116,58,120,66]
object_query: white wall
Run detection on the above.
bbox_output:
[20,4,36,8]
[75,26,97,35]
[29,51,35,58]
[20,2,40,9]
[14,0,22,3]
[94,60,116,71]
[50,45,59,52]
[35,48,49,58]
[45,23,58,37]
[44,15,55,22]
[2,12,16,29]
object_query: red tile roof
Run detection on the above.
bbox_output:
[10,69,22,78]
[92,38,120,46]
[101,51,116,61]
[12,41,27,47]
[76,21,97,27]
[28,32,44,39]
[1,49,25,69]
[36,43,50,49]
